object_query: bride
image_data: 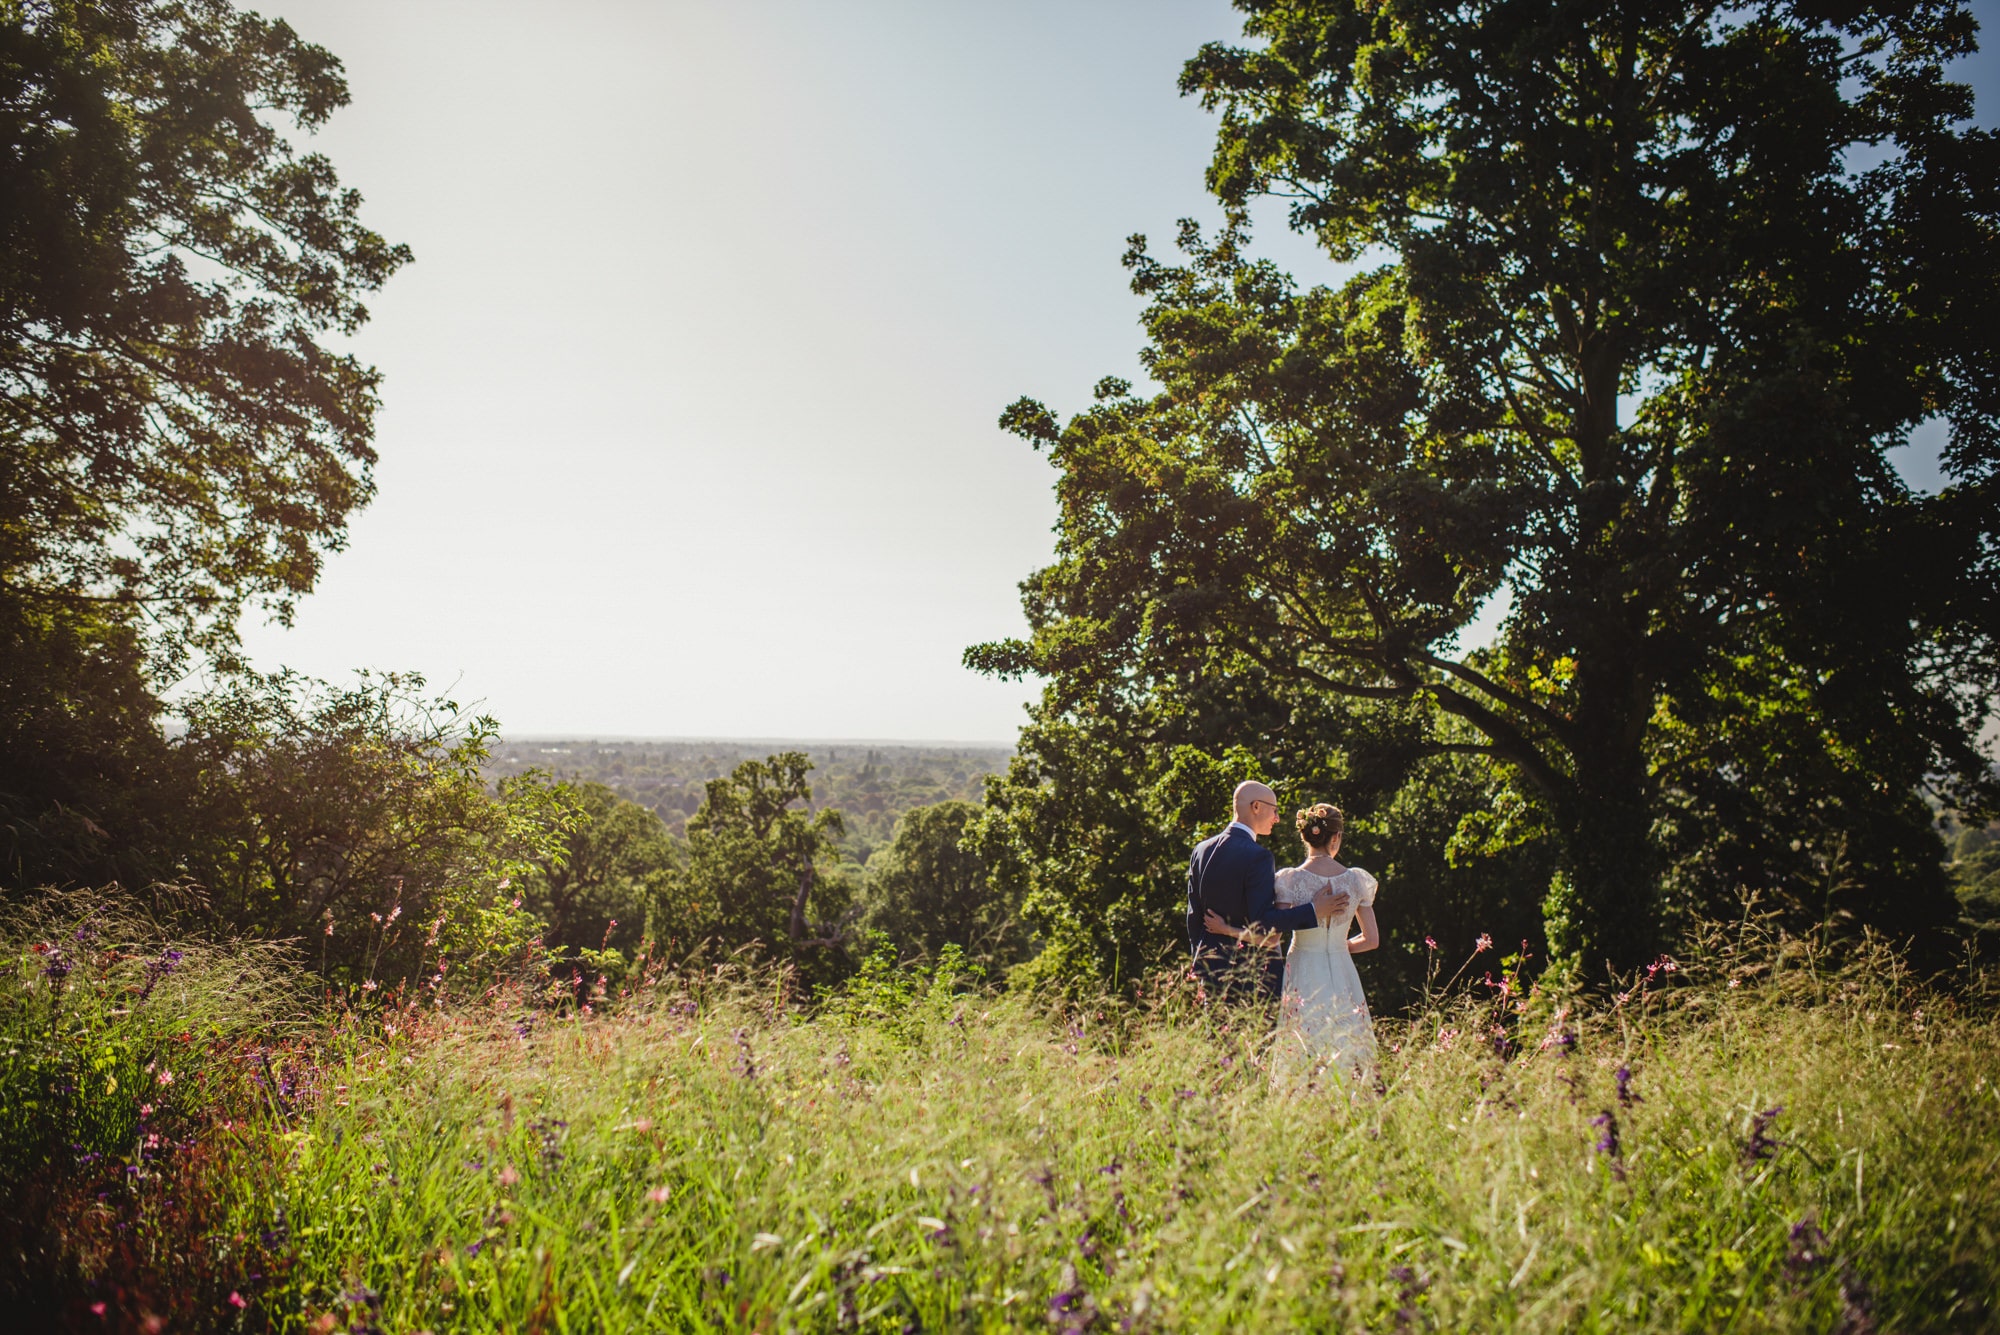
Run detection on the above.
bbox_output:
[1205,802,1380,1085]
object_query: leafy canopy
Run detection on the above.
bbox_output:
[974,0,2000,973]
[1,0,409,665]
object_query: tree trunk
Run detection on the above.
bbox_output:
[788,859,813,944]
[1545,635,1662,974]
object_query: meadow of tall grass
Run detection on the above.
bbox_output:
[4,890,1997,1333]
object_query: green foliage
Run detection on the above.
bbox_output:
[1,0,409,668]
[861,801,1032,970]
[1956,822,2000,953]
[970,657,1557,1002]
[515,780,675,962]
[12,907,1994,1331]
[816,935,986,1044]
[486,739,1007,858]
[0,889,307,1323]
[973,0,2000,976]
[0,890,305,1196]
[669,752,856,982]
[0,601,194,892]
[176,670,578,986]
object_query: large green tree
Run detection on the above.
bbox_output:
[974,0,2000,974]
[516,780,676,961]
[1,0,404,887]
[666,753,856,982]
[861,800,1036,969]
[178,671,576,984]
[2,0,408,660]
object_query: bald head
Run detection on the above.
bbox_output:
[1232,781,1275,818]
[1233,781,1279,835]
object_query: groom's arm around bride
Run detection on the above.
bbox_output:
[1185,781,1347,999]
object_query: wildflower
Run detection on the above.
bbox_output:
[498,1164,519,1186]
[1615,1064,1641,1108]
[530,1116,567,1171]
[156,1070,174,1086]
[1424,936,1438,950]
[1390,1265,1430,1334]
[90,1302,106,1317]
[1744,1105,1786,1165]
[648,1185,671,1204]
[1783,1218,1829,1286]
[1047,1261,1089,1327]
[139,1104,152,1117]
[1590,1111,1622,1162]
[361,980,378,992]
[1474,933,1493,953]
[228,1293,246,1309]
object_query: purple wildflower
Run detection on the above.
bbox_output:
[1744,1105,1786,1165]
[1391,1265,1430,1333]
[1590,1109,1627,1180]
[1784,1218,1829,1287]
[1047,1261,1091,1331]
[1614,1064,1641,1108]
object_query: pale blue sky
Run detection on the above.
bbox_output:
[240,1,1996,741]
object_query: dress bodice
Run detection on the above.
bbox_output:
[1274,866,1378,939]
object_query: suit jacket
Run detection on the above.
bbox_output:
[1185,825,1321,983]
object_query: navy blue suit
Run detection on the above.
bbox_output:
[1186,824,1321,999]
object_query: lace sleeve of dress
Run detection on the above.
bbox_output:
[1272,867,1316,909]
[1352,869,1379,907]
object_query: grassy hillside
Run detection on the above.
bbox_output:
[4,895,1996,1332]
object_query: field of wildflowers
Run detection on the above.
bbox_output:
[3,890,1996,1333]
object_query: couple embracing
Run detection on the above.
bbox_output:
[1186,781,1382,1086]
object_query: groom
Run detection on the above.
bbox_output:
[1187,781,1348,1000]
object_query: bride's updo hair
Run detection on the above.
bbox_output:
[1296,803,1344,849]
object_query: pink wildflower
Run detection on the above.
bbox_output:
[1474,933,1493,953]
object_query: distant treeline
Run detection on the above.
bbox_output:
[485,740,1009,856]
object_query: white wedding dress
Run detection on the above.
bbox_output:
[1272,866,1379,1087]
